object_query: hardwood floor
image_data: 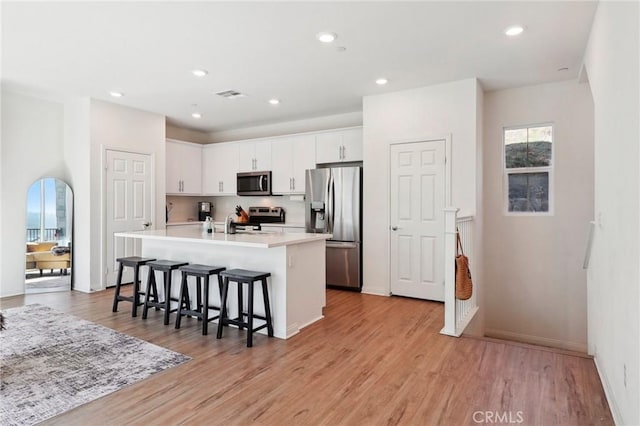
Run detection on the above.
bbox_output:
[1,289,612,425]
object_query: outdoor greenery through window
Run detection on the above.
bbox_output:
[504,124,553,213]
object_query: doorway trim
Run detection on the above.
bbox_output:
[100,146,156,291]
[387,134,452,296]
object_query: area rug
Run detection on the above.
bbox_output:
[0,304,190,426]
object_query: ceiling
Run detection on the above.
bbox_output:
[1,1,597,133]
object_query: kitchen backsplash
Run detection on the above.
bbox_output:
[166,195,305,225]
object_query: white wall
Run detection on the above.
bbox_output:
[64,98,91,292]
[89,100,166,290]
[362,79,481,296]
[208,111,362,143]
[166,124,210,144]
[583,2,639,424]
[483,80,594,352]
[0,90,66,297]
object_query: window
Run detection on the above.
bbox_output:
[504,124,553,214]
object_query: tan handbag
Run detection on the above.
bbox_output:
[455,230,473,300]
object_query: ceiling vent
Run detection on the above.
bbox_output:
[215,90,247,99]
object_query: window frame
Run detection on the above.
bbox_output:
[502,122,554,216]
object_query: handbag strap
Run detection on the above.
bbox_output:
[456,228,464,256]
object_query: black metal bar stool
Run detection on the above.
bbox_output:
[175,264,226,335]
[216,269,274,347]
[142,260,188,325]
[112,256,156,317]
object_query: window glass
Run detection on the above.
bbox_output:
[508,172,549,212]
[504,124,553,214]
[505,125,552,168]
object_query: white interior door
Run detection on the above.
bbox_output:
[105,150,153,287]
[390,140,446,301]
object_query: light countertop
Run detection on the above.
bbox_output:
[166,221,305,228]
[115,228,331,248]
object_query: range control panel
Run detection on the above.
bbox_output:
[247,206,285,223]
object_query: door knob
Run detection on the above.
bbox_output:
[391,226,398,231]
[143,222,152,228]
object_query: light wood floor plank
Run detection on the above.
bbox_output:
[0,289,612,425]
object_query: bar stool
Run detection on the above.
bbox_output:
[216,269,274,347]
[112,256,156,317]
[142,260,188,325]
[175,264,226,335]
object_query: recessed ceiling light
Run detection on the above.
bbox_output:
[109,91,123,98]
[505,25,524,36]
[192,69,208,77]
[192,112,202,119]
[268,99,280,105]
[316,32,337,43]
[376,78,388,85]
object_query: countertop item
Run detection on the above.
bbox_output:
[115,228,331,248]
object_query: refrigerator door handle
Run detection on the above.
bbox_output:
[327,173,334,233]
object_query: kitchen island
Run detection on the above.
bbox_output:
[114,228,331,339]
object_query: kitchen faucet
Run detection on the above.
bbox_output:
[224,213,236,234]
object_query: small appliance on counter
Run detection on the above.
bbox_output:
[247,206,286,224]
[198,201,213,221]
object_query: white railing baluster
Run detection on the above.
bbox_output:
[441,209,479,337]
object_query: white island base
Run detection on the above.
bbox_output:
[115,229,330,339]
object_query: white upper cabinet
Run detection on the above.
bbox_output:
[315,127,363,164]
[203,143,238,195]
[166,139,202,195]
[238,140,272,172]
[272,135,316,194]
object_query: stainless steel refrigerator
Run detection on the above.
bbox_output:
[305,166,361,290]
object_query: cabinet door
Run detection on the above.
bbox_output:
[271,138,294,194]
[218,143,238,195]
[180,143,202,194]
[315,131,342,164]
[202,146,218,194]
[166,140,182,193]
[237,142,255,172]
[254,141,272,171]
[341,128,363,162]
[291,135,316,193]
[202,143,238,195]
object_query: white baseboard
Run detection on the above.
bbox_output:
[361,286,390,297]
[594,356,623,425]
[485,328,587,353]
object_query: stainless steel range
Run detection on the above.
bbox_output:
[247,206,286,224]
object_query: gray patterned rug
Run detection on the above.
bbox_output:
[0,304,190,425]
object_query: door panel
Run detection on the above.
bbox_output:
[331,167,361,242]
[390,140,445,301]
[326,241,360,289]
[106,150,152,287]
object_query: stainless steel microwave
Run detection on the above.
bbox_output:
[237,171,272,196]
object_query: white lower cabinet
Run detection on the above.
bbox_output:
[203,143,238,195]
